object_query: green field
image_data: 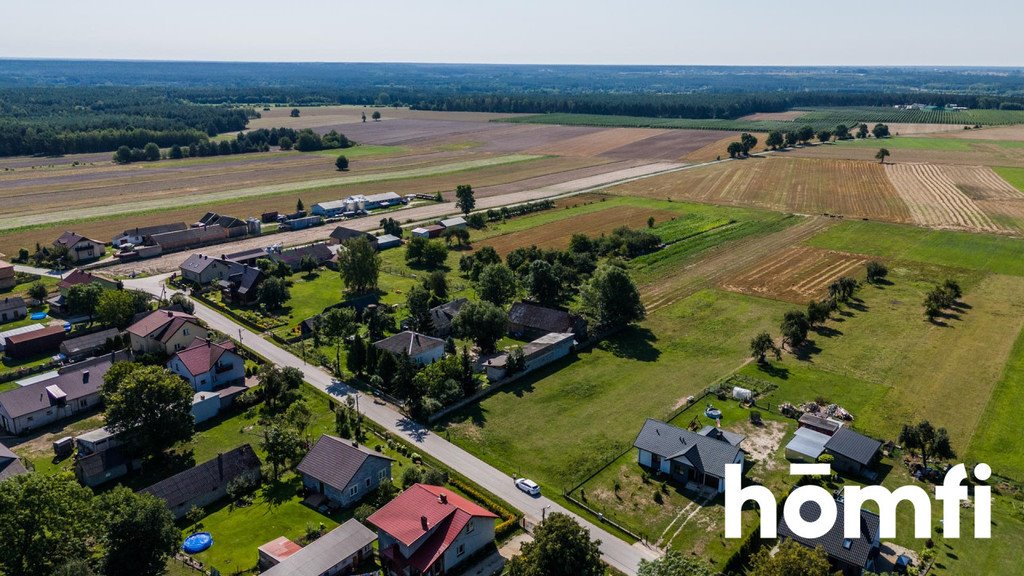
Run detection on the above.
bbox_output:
[499,113,801,133]
[309,144,406,159]
[793,106,1024,126]
[993,166,1024,192]
[966,327,1024,480]
[842,137,975,151]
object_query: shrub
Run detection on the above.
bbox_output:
[353,504,376,524]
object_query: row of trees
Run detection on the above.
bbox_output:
[759,123,891,152]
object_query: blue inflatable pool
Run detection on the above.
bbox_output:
[30,312,47,320]
[182,532,213,554]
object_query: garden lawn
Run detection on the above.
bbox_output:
[438,289,791,492]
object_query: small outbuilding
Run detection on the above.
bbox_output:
[373,331,446,366]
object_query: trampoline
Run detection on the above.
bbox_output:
[182,532,213,554]
[30,312,47,320]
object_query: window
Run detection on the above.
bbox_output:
[456,544,465,557]
[80,399,87,408]
[348,485,359,496]
[183,328,190,336]
[842,539,853,550]
[465,521,475,534]
[378,468,388,481]
[365,478,371,487]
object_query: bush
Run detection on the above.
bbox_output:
[353,504,376,524]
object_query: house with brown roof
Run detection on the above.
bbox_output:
[508,301,586,340]
[3,325,65,359]
[112,222,188,248]
[0,297,27,324]
[0,351,127,434]
[368,484,498,576]
[126,310,204,355]
[329,226,376,245]
[53,232,105,263]
[271,243,336,272]
[48,269,117,314]
[141,444,261,519]
[167,338,245,392]
[373,331,446,366]
[297,435,393,508]
[0,260,15,290]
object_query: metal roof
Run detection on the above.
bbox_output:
[261,520,377,576]
[825,427,882,466]
[786,427,831,460]
[633,418,744,479]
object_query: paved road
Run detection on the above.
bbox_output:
[11,264,66,278]
[125,275,659,574]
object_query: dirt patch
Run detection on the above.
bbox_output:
[929,124,1024,141]
[885,163,1011,233]
[732,419,786,470]
[786,140,1024,168]
[721,246,870,303]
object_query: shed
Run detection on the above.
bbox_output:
[59,328,119,361]
[374,234,402,250]
[785,427,831,462]
[4,325,66,359]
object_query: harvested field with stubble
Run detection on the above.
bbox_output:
[609,157,911,223]
[786,138,1024,167]
[721,245,869,303]
[885,163,1011,233]
[526,127,668,157]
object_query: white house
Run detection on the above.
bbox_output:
[167,338,245,392]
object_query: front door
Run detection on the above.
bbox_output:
[318,481,325,494]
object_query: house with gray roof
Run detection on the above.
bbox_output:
[508,301,586,339]
[824,427,882,477]
[633,418,745,494]
[373,331,446,366]
[0,442,28,482]
[141,444,261,519]
[260,519,377,576]
[0,297,27,324]
[59,328,120,361]
[778,500,881,575]
[297,435,393,508]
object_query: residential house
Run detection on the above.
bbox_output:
[167,338,245,392]
[439,217,467,230]
[0,352,128,434]
[507,301,585,340]
[823,427,882,477]
[0,297,27,324]
[373,331,446,366]
[426,298,467,338]
[76,445,140,488]
[260,520,377,576]
[375,234,402,250]
[272,243,336,272]
[126,310,203,355]
[778,500,881,576]
[111,223,187,248]
[59,328,120,361]
[48,269,117,314]
[53,232,105,263]
[0,442,28,481]
[297,435,394,508]
[141,444,262,519]
[633,418,745,494]
[411,225,445,239]
[223,247,270,267]
[179,254,239,285]
[0,260,15,290]
[369,484,498,576]
[219,265,264,305]
[329,226,375,245]
[483,332,575,382]
[3,325,65,359]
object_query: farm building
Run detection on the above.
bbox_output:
[823,427,882,477]
[374,234,402,250]
[0,261,15,290]
[75,427,122,456]
[167,338,244,392]
[313,199,357,218]
[191,391,220,424]
[260,520,377,576]
[194,212,251,238]
[111,222,187,248]
[59,328,120,361]
[633,418,745,494]
[508,301,586,340]
[141,444,261,519]
[329,226,375,245]
[149,225,228,252]
[3,325,66,359]
[798,413,843,436]
[785,427,832,462]
[426,298,467,338]
[0,352,128,435]
[0,297,27,324]
[297,435,394,509]
[76,445,139,488]
[219,266,265,305]
[439,216,467,230]
[483,332,575,382]
[126,310,203,355]
[271,243,336,272]
[411,225,445,239]
[0,442,28,481]
[373,331,446,366]
[369,484,497,576]
[0,324,44,352]
[261,211,279,224]
[223,247,270,266]
[53,232,105,263]
[778,501,881,575]
[281,215,324,231]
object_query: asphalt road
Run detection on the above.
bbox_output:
[125,275,660,574]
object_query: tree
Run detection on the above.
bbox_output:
[580,264,645,329]
[169,144,183,159]
[827,276,858,304]
[405,237,448,268]
[256,364,304,413]
[278,136,293,150]
[816,130,832,143]
[0,473,99,576]
[423,270,449,304]
[67,282,103,320]
[169,292,195,313]
[526,259,563,306]
[97,289,149,329]
[865,260,888,284]
[750,332,780,363]
[637,552,712,576]
[726,141,743,158]
[405,285,433,333]
[335,154,349,171]
[477,263,518,307]
[797,125,815,144]
[296,198,305,212]
[780,310,810,350]
[834,124,850,140]
[27,281,48,303]
[98,487,180,576]
[455,184,475,215]
[338,236,381,293]
[284,400,313,436]
[346,335,367,375]
[262,425,303,479]
[942,278,963,302]
[299,254,319,276]
[257,276,290,310]
[806,299,831,327]
[290,108,301,117]
[765,131,784,150]
[380,217,403,237]
[899,420,956,471]
[783,131,799,148]
[372,110,381,121]
[453,300,508,353]
[102,365,194,458]
[320,306,357,374]
[365,304,396,341]
[875,148,891,164]
[747,540,831,576]
[143,142,161,161]
[857,123,870,139]
[508,513,603,576]
[740,132,758,154]
[114,145,132,164]
[872,123,891,138]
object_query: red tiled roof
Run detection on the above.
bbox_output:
[407,510,472,572]
[367,484,497,550]
[57,269,107,290]
[126,310,198,338]
[259,537,303,563]
[171,338,236,377]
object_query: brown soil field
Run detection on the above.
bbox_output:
[884,163,1009,233]
[926,125,1024,141]
[248,106,522,130]
[608,157,911,223]
[739,111,804,121]
[478,206,681,256]
[785,141,1024,168]
[601,130,731,161]
[721,246,869,303]
[680,132,770,162]
[468,159,646,200]
[886,123,967,135]
[526,127,668,157]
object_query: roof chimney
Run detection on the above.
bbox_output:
[439,493,448,505]
[421,516,429,531]
[166,310,173,317]
[82,370,89,384]
[217,453,224,479]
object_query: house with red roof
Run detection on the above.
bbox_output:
[126,309,204,356]
[53,231,105,263]
[368,483,498,576]
[167,338,244,392]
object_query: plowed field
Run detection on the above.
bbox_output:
[884,163,1012,233]
[721,246,869,303]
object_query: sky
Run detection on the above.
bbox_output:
[3,0,1022,66]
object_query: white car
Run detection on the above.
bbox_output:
[515,478,541,496]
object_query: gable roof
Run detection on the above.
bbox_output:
[118,223,187,239]
[141,444,261,509]
[296,435,393,492]
[0,442,28,481]
[5,324,65,346]
[439,217,467,228]
[170,338,238,377]
[76,445,130,479]
[368,483,497,550]
[224,266,263,295]
[60,328,120,356]
[180,253,236,275]
[0,297,26,313]
[0,352,127,418]
[262,520,377,576]
[126,309,199,340]
[778,500,880,569]
[330,226,375,242]
[824,427,882,466]
[633,418,744,479]
[272,243,335,269]
[58,269,113,291]
[428,299,467,334]
[373,331,445,357]
[55,231,101,248]
[508,302,574,333]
